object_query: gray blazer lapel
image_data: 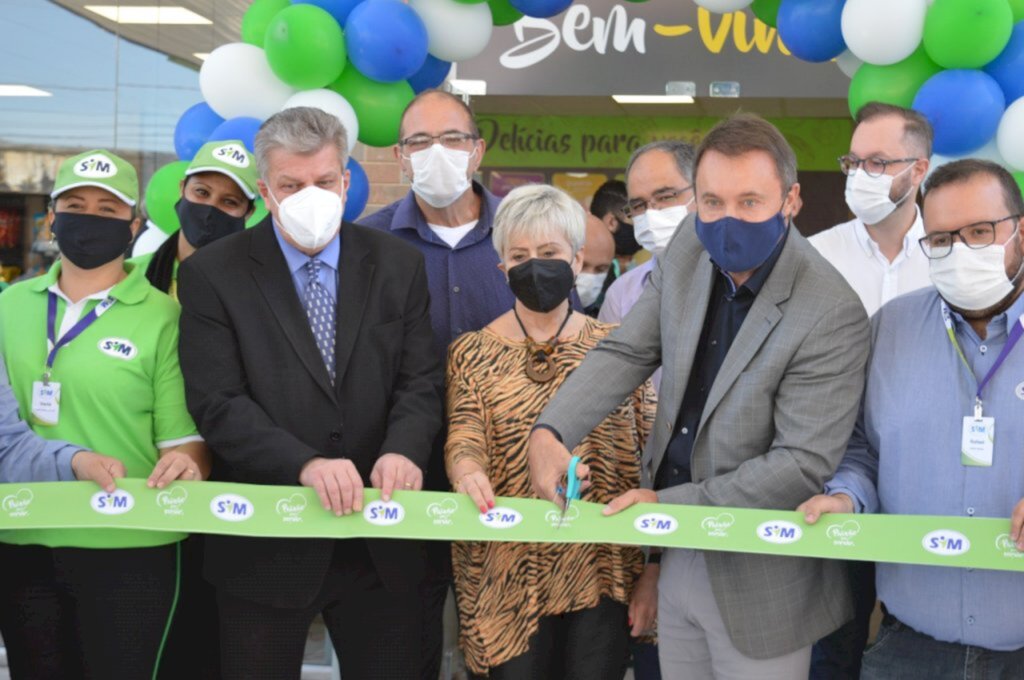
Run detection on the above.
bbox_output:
[698,235,800,433]
[646,252,715,479]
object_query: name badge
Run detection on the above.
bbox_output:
[31,380,61,426]
[961,416,994,467]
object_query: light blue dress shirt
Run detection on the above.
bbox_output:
[272,223,340,303]
[826,286,1024,652]
[0,355,80,482]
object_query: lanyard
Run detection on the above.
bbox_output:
[45,291,115,382]
[940,301,1024,417]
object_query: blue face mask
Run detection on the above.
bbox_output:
[694,211,788,273]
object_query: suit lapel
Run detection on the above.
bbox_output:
[697,235,799,432]
[333,226,374,391]
[248,221,338,404]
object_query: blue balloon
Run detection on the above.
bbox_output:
[913,70,1006,156]
[292,0,364,26]
[174,102,224,160]
[509,0,572,19]
[986,22,1024,106]
[208,117,263,153]
[344,158,369,222]
[777,0,846,63]
[408,54,451,94]
[345,0,428,83]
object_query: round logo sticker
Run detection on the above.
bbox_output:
[91,489,135,515]
[756,520,803,544]
[74,153,118,178]
[210,494,255,522]
[922,529,970,556]
[634,512,679,536]
[479,506,523,529]
[363,500,406,526]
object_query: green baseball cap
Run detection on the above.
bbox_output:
[186,141,259,200]
[51,149,139,207]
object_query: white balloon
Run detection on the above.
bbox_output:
[841,0,927,66]
[836,50,863,79]
[997,97,1024,171]
[409,0,493,62]
[199,43,294,120]
[282,90,359,154]
[131,221,171,258]
[694,0,753,11]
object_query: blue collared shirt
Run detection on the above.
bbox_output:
[0,355,80,483]
[272,222,340,303]
[359,183,515,360]
[826,286,1024,652]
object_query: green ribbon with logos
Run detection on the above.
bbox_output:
[1,479,1022,572]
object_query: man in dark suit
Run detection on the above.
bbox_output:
[177,106,442,679]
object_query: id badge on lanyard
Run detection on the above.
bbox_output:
[942,302,1024,467]
[33,292,115,426]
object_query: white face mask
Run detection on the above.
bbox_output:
[929,241,1017,312]
[575,271,606,308]
[844,165,914,225]
[269,185,343,251]
[633,203,690,258]
[409,144,474,209]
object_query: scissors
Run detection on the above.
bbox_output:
[554,455,582,529]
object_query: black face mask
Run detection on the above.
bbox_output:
[176,198,246,248]
[613,222,642,256]
[52,212,133,270]
[507,258,576,313]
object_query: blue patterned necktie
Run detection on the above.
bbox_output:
[302,258,336,384]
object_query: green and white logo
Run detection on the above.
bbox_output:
[634,512,678,536]
[211,493,254,522]
[364,499,405,526]
[994,534,1023,559]
[91,489,135,515]
[213,143,251,168]
[826,520,861,547]
[98,338,138,360]
[757,520,803,544]
[700,512,735,538]
[426,498,458,526]
[156,486,188,516]
[544,503,579,528]
[276,493,307,523]
[2,488,33,517]
[74,153,118,178]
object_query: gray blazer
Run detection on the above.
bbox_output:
[537,215,870,659]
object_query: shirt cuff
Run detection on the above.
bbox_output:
[54,445,82,482]
[531,424,563,443]
[823,482,866,514]
[155,434,205,450]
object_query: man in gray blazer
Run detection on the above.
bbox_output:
[528,114,870,677]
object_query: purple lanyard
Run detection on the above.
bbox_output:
[45,292,115,381]
[942,302,1024,416]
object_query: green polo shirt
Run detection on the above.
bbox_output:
[0,261,198,548]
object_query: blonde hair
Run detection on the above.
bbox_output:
[492,184,586,258]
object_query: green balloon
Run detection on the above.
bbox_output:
[241,0,290,46]
[848,46,942,118]
[750,0,781,28]
[488,0,524,26]
[144,161,190,235]
[1015,172,1024,197]
[246,197,268,228]
[1011,0,1024,22]
[923,0,1014,69]
[265,5,347,90]
[330,69,414,147]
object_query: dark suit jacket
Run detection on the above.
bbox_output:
[177,218,443,608]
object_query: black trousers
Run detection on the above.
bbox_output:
[810,560,876,680]
[157,535,220,679]
[217,538,423,680]
[471,597,630,680]
[0,541,180,680]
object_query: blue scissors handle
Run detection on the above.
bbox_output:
[565,455,582,502]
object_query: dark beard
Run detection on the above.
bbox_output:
[953,249,1024,320]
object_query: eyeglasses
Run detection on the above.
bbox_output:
[918,215,1021,259]
[623,186,693,218]
[838,155,919,178]
[398,132,478,154]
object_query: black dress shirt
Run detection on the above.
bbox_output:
[655,233,788,490]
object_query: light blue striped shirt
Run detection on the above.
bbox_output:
[826,285,1024,652]
[272,222,340,303]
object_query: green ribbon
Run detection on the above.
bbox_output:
[1,479,1022,572]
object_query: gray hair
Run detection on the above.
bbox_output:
[492,184,586,258]
[626,140,696,184]
[255,107,349,179]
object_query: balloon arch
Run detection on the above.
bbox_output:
[154,0,1024,235]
